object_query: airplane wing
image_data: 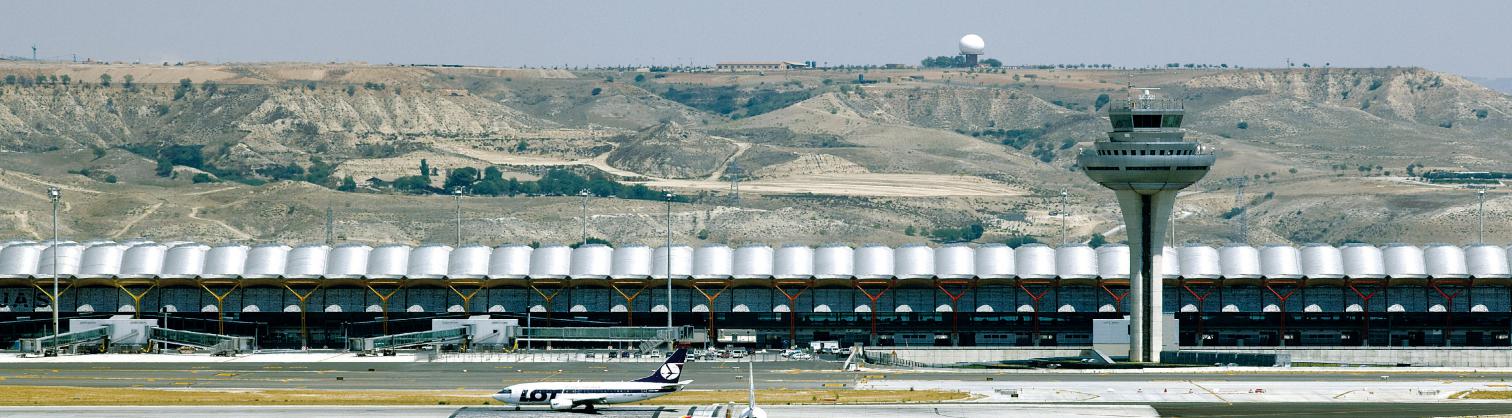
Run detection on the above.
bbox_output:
[550,395,609,410]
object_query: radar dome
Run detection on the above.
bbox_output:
[959,34,985,55]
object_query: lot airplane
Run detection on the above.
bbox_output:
[494,348,689,411]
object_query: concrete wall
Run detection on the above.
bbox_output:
[862,347,1086,365]
[1181,347,1512,367]
[866,346,1512,367]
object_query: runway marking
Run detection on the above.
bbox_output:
[1187,380,1229,404]
[534,371,563,382]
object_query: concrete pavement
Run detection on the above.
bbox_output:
[0,405,1156,418]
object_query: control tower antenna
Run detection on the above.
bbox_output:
[1077,85,1216,363]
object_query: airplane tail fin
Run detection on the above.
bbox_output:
[633,348,687,384]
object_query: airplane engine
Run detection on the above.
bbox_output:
[550,398,577,411]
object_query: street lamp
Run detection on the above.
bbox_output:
[47,186,60,355]
[1059,190,1069,245]
[1478,190,1487,244]
[452,188,463,246]
[579,189,590,246]
[665,192,674,337]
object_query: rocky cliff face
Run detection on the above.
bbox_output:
[605,122,737,179]
[839,85,1080,132]
[1184,68,1512,130]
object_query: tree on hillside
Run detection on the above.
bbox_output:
[122,74,134,90]
[155,159,174,177]
[419,159,431,178]
[337,175,357,192]
[1088,233,1107,248]
[173,79,193,100]
[59,75,70,85]
[1003,234,1039,248]
[981,58,1002,67]
[444,167,480,191]
[1094,93,1110,110]
[392,175,431,193]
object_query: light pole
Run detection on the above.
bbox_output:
[1478,190,1486,244]
[1059,190,1069,245]
[47,186,60,355]
[579,189,590,245]
[665,192,674,339]
[452,188,463,246]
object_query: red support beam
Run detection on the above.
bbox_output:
[1346,280,1384,345]
[854,279,895,342]
[1099,282,1131,312]
[774,280,812,347]
[1180,280,1217,344]
[1431,279,1469,347]
[935,279,976,346]
[1264,282,1299,347]
[1016,280,1055,346]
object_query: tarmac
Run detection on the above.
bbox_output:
[5,352,1512,417]
[8,352,1512,391]
[5,403,1512,418]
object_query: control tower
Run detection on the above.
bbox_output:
[1077,87,1215,362]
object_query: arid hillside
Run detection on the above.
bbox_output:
[1,62,1509,248]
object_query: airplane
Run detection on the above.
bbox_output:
[494,348,690,412]
[682,356,765,418]
[736,358,766,418]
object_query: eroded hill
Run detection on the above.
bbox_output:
[0,63,1509,247]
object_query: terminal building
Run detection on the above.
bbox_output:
[1,239,1510,350]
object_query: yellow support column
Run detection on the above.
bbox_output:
[30,279,74,322]
[364,280,404,335]
[445,279,486,314]
[610,280,651,326]
[197,280,240,335]
[283,279,322,350]
[691,280,731,342]
[528,279,568,327]
[115,279,158,319]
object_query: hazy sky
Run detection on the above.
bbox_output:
[4,0,1509,77]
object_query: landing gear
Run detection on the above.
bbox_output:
[583,404,597,413]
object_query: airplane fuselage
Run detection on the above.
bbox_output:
[494,381,680,407]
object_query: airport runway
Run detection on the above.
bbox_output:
[0,404,1155,418]
[5,403,1512,418]
[6,360,1512,391]
[0,360,854,390]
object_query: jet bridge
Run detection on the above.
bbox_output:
[150,327,255,355]
[348,327,469,352]
[18,316,252,355]
[19,326,110,354]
